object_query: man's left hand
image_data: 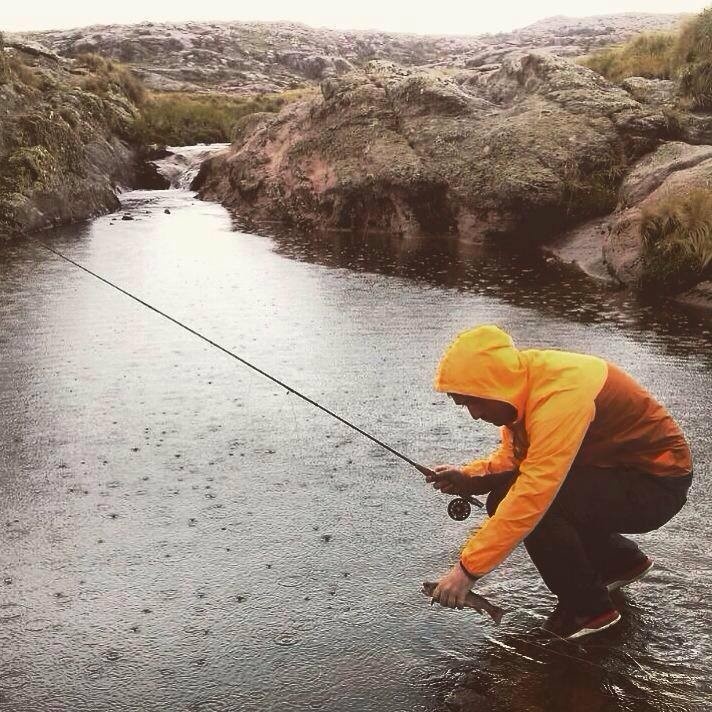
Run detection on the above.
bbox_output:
[430,563,477,609]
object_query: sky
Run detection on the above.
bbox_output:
[2,0,710,35]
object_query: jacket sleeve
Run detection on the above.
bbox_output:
[461,427,516,476]
[459,396,597,576]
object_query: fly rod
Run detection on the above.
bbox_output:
[34,238,483,518]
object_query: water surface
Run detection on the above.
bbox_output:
[1,186,710,712]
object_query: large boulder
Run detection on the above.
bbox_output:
[603,143,712,286]
[196,52,667,241]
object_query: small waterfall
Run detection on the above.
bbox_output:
[151,143,230,189]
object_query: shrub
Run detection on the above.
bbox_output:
[678,60,712,109]
[673,8,712,65]
[0,33,40,88]
[76,52,146,105]
[640,187,712,290]
[580,32,677,81]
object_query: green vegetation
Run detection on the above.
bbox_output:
[0,35,40,87]
[581,8,712,108]
[129,88,313,146]
[640,187,712,290]
[75,53,146,105]
[581,32,677,82]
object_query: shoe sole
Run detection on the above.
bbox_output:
[606,560,654,593]
[566,611,622,640]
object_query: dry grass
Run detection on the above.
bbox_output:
[580,32,677,82]
[581,8,712,109]
[76,53,146,105]
[130,88,313,146]
[640,187,712,289]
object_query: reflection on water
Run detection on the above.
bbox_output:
[0,189,710,712]
[257,223,712,359]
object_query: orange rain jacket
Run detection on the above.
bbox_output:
[434,325,692,577]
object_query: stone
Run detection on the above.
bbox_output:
[604,150,712,287]
[621,77,677,107]
[196,53,665,243]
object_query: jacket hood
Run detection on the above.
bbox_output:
[433,325,528,420]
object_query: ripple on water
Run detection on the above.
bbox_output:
[273,631,301,647]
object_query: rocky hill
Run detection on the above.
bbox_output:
[14,13,688,94]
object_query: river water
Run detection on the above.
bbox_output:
[1,180,710,712]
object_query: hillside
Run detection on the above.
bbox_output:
[12,13,688,94]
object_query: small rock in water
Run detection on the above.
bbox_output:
[121,214,134,221]
[320,534,332,543]
[3,577,12,585]
[164,208,171,214]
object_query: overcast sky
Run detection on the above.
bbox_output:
[3,0,709,34]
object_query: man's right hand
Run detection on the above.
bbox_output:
[425,465,493,496]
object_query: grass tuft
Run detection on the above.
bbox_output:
[581,8,712,108]
[640,187,712,290]
[76,52,146,105]
[580,32,677,82]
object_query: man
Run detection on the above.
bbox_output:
[426,325,692,640]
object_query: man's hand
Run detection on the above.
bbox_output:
[430,563,477,609]
[425,465,492,496]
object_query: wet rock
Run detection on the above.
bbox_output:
[676,280,712,309]
[197,53,664,243]
[121,215,134,221]
[618,142,712,208]
[545,216,616,283]
[133,160,171,190]
[320,534,332,543]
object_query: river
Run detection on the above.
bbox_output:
[1,170,710,711]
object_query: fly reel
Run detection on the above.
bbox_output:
[447,495,484,521]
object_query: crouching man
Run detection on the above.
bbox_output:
[427,325,692,640]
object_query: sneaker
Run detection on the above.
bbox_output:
[603,556,654,592]
[542,605,621,640]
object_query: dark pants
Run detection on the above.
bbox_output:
[486,467,692,616]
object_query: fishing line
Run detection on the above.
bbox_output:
[33,238,483,512]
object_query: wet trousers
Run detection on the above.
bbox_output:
[486,466,692,616]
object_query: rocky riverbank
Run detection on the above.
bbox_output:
[0,38,163,236]
[193,49,712,308]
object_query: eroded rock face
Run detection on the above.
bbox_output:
[0,45,143,235]
[604,143,712,286]
[196,52,666,241]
